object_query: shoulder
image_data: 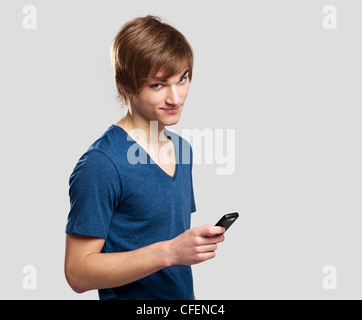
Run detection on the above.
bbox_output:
[70,126,123,183]
[70,149,120,185]
[75,125,129,172]
[87,125,127,155]
[75,149,114,169]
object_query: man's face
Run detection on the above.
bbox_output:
[129,68,190,127]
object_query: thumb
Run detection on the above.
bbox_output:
[198,224,225,237]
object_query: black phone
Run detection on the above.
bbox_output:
[215,212,239,233]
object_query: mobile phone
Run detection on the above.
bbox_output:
[215,212,239,233]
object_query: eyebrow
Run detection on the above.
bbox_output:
[149,69,189,83]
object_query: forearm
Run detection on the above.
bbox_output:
[65,224,224,294]
[67,240,172,293]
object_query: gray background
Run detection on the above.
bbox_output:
[0,0,361,299]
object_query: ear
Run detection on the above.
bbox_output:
[118,81,127,95]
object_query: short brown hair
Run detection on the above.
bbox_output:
[111,15,194,106]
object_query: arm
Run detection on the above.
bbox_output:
[64,234,171,293]
[64,224,225,293]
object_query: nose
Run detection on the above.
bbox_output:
[165,85,182,106]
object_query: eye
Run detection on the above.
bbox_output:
[178,76,188,84]
[151,83,162,89]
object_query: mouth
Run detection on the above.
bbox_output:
[160,104,182,114]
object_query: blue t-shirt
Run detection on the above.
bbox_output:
[65,124,196,300]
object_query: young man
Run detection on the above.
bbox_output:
[64,15,225,300]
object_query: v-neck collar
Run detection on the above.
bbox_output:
[112,124,179,181]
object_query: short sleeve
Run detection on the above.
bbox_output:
[190,145,196,213]
[65,150,121,238]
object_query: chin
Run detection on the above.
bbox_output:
[161,117,180,127]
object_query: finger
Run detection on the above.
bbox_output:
[197,251,216,263]
[198,225,225,237]
[200,234,225,245]
[196,243,218,253]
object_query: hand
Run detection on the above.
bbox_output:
[168,224,225,266]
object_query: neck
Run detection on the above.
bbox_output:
[116,111,168,149]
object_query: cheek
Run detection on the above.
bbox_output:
[137,92,161,109]
[180,83,190,97]
[146,95,164,109]
[181,81,190,96]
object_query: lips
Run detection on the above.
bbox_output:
[160,105,182,113]
[161,105,182,111]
